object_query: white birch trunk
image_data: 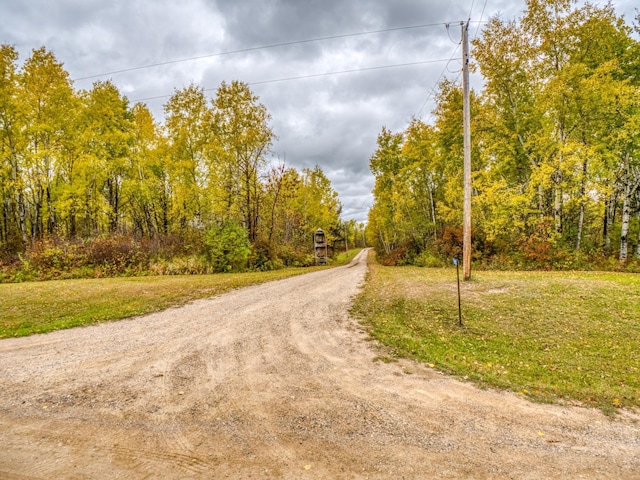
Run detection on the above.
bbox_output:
[620,167,630,261]
[636,212,640,258]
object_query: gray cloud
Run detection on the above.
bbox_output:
[2,0,637,223]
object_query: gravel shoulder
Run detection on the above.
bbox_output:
[1,249,639,479]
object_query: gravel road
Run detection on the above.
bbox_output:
[1,249,639,479]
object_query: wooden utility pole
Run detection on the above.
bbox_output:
[461,20,472,281]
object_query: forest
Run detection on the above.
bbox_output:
[0,45,365,280]
[367,0,640,270]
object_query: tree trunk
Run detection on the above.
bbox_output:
[575,158,587,251]
[69,199,77,237]
[10,156,28,245]
[554,185,562,233]
[553,162,563,234]
[267,169,283,246]
[576,203,584,251]
[619,156,640,261]
[538,184,546,219]
[18,190,27,245]
[46,185,55,235]
[619,157,631,261]
[379,231,390,255]
[636,211,640,259]
[619,180,630,261]
[603,192,615,253]
[33,188,44,239]
[429,185,437,242]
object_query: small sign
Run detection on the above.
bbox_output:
[452,258,458,266]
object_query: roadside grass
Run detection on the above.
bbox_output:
[0,248,364,339]
[333,247,362,265]
[351,254,640,414]
[0,268,315,338]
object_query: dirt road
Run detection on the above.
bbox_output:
[1,249,639,479]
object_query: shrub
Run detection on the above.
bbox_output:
[26,238,88,271]
[377,246,407,266]
[274,245,313,267]
[517,222,566,270]
[249,240,272,270]
[436,226,463,259]
[413,250,446,268]
[204,222,251,272]
[86,236,150,273]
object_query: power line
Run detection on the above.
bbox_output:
[445,23,460,44]
[130,58,452,103]
[468,0,476,21]
[473,0,490,39]
[415,42,461,119]
[414,19,486,120]
[248,59,450,86]
[74,21,454,81]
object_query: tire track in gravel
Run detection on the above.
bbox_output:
[1,248,639,479]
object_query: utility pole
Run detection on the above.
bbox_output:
[461,20,472,281]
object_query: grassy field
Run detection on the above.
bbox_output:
[351,255,640,414]
[0,249,361,338]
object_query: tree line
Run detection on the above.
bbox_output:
[367,0,640,269]
[0,45,345,274]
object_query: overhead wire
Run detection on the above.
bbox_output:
[74,21,454,81]
[75,16,483,126]
[414,10,486,121]
[410,0,487,121]
[473,0,490,39]
[445,23,460,44]
[131,58,452,103]
[414,28,462,119]
[468,0,476,22]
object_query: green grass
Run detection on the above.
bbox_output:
[0,267,324,338]
[351,255,640,414]
[0,249,363,339]
[333,247,362,265]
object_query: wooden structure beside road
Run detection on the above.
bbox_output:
[314,229,327,265]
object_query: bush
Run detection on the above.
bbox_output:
[377,246,407,266]
[204,222,251,272]
[274,245,313,267]
[435,226,463,259]
[413,250,447,268]
[249,240,272,270]
[27,238,88,271]
[86,236,150,274]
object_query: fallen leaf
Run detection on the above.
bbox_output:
[303,465,312,470]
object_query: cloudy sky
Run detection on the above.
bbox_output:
[2,1,638,223]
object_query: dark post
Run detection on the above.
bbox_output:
[454,257,462,326]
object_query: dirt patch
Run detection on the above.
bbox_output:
[1,249,639,479]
